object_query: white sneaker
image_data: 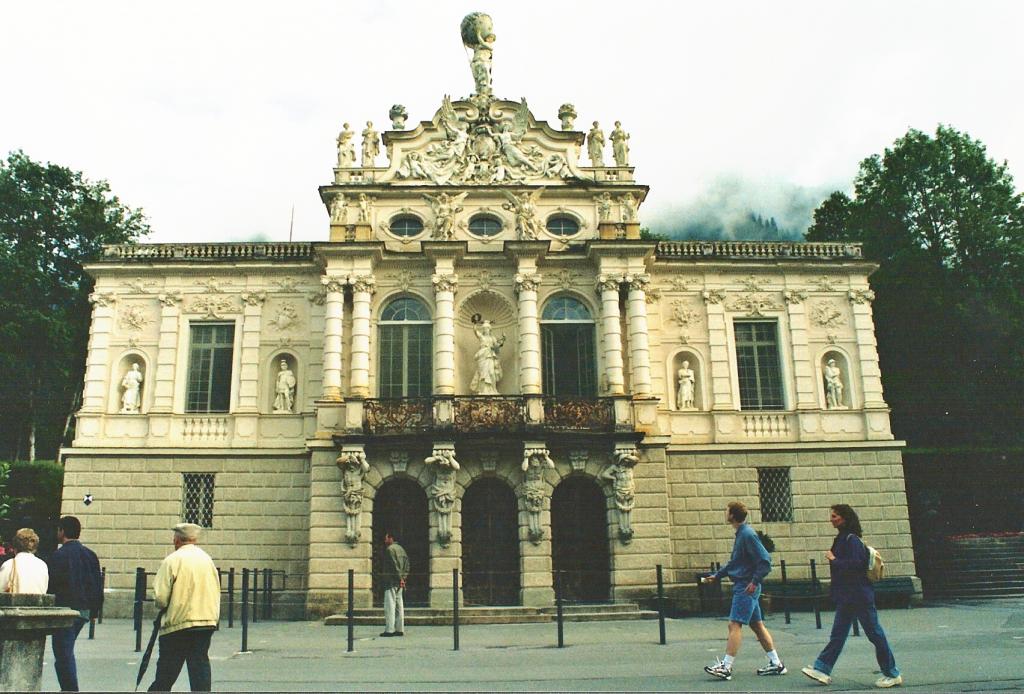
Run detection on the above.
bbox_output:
[704,658,733,681]
[801,666,832,685]
[875,675,903,688]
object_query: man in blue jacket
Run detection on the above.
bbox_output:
[702,501,786,681]
[47,516,103,692]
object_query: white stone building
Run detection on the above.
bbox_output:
[61,14,916,616]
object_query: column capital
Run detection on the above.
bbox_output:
[88,292,117,308]
[514,272,542,294]
[431,273,459,294]
[239,291,267,307]
[349,274,377,295]
[624,273,651,291]
[702,289,726,305]
[321,276,347,294]
[157,292,182,307]
[784,289,808,305]
[596,273,623,294]
[848,288,876,305]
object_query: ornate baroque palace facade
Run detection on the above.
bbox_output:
[63,14,916,615]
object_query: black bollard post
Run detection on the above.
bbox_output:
[555,571,565,648]
[810,559,822,630]
[241,568,250,653]
[781,560,791,624]
[228,568,235,628]
[346,569,354,653]
[262,568,270,620]
[267,569,274,620]
[697,574,706,614]
[656,564,666,645]
[251,567,259,623]
[98,567,106,624]
[452,568,460,652]
[134,567,145,652]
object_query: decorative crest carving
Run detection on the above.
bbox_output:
[239,292,266,307]
[810,301,846,328]
[702,289,725,305]
[88,292,116,308]
[783,289,808,305]
[122,277,157,294]
[267,302,301,333]
[186,296,237,319]
[118,305,152,331]
[158,292,182,307]
[726,293,782,317]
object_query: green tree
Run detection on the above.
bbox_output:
[0,151,149,461]
[807,126,1024,446]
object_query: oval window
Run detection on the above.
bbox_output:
[389,215,424,238]
[468,214,503,237]
[545,215,580,237]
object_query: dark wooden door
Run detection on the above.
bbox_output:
[372,478,429,606]
[461,478,521,606]
[552,476,611,603]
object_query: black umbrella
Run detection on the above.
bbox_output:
[135,609,165,691]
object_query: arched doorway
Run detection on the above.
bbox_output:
[372,478,429,606]
[461,478,520,606]
[551,476,611,603]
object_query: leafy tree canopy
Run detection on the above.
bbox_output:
[807,126,1024,446]
[0,151,149,460]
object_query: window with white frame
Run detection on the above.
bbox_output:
[734,320,784,410]
[186,323,235,413]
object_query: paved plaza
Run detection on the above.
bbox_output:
[41,600,1024,692]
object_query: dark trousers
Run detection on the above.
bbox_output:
[52,616,88,691]
[148,627,214,692]
[813,599,899,678]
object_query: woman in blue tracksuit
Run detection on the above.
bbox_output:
[802,504,903,689]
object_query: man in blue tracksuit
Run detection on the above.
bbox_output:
[702,501,786,681]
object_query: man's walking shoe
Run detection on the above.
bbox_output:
[757,660,787,676]
[394,631,405,636]
[379,631,395,637]
[875,675,903,688]
[801,667,832,685]
[704,659,733,681]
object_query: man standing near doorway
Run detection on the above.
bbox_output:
[701,501,787,681]
[47,516,103,692]
[380,532,409,637]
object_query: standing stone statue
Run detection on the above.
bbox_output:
[470,318,506,395]
[361,121,380,167]
[824,358,845,409]
[338,451,370,545]
[330,194,347,224]
[620,192,639,222]
[273,359,297,413]
[611,121,630,167]
[120,362,144,413]
[461,12,496,96]
[502,189,544,240]
[594,192,613,223]
[676,361,695,410]
[602,448,639,543]
[356,193,374,223]
[587,121,605,166]
[336,123,356,168]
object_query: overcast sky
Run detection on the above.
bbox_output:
[3,1,1023,242]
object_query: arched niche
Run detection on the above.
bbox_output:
[819,349,853,410]
[110,352,149,414]
[455,289,517,395]
[669,349,704,411]
[268,352,300,414]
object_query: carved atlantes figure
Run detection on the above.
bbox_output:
[461,12,495,95]
[361,121,380,166]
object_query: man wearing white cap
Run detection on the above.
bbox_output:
[147,522,220,692]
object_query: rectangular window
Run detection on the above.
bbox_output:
[378,324,432,398]
[758,467,793,522]
[541,324,597,397]
[186,323,235,412]
[734,320,784,410]
[182,473,215,528]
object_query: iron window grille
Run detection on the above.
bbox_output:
[182,473,215,528]
[757,467,793,522]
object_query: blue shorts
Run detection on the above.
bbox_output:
[729,582,763,624]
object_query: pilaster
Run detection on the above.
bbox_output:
[703,289,734,410]
[849,289,887,409]
[82,292,117,412]
[784,291,818,409]
[236,292,266,413]
[151,293,182,413]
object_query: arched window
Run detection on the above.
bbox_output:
[379,297,432,397]
[541,295,597,397]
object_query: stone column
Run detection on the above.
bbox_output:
[784,290,817,409]
[81,292,117,412]
[320,277,346,401]
[348,275,376,397]
[849,289,887,409]
[236,292,266,412]
[597,275,625,395]
[431,272,458,396]
[151,292,182,413]
[703,289,734,410]
[624,273,653,397]
[515,272,543,395]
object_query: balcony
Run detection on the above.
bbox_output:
[542,397,615,432]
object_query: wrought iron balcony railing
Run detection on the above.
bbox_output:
[453,396,526,434]
[364,398,433,435]
[542,397,615,432]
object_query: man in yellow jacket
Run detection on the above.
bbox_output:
[148,523,220,692]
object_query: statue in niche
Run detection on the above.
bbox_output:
[273,359,297,414]
[587,121,605,166]
[361,121,380,167]
[461,12,495,96]
[423,191,467,240]
[120,362,144,414]
[676,360,696,410]
[611,121,630,167]
[602,448,639,544]
[470,316,506,395]
[338,451,370,545]
[502,188,544,240]
[824,358,845,409]
[389,104,408,130]
[336,123,355,168]
[594,192,613,222]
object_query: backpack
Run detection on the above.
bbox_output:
[865,544,885,583]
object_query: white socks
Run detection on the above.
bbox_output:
[723,655,735,668]
[766,649,781,665]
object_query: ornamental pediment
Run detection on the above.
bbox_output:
[378,96,588,187]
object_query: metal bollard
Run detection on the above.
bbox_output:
[346,569,354,653]
[781,560,791,624]
[134,567,145,652]
[240,568,250,653]
[452,568,460,652]
[853,619,860,637]
[262,568,271,620]
[810,559,822,630]
[266,569,274,620]
[228,568,235,628]
[656,564,666,645]
[555,571,564,648]
[251,567,258,623]
[98,567,106,624]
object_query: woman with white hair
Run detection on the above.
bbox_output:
[0,528,49,593]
